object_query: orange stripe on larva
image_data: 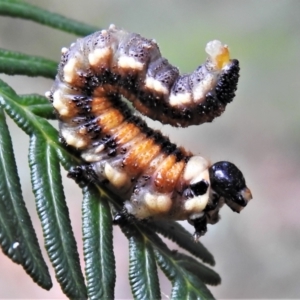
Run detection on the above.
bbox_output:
[112,122,141,144]
[97,108,124,131]
[164,161,186,192]
[91,97,113,115]
[123,138,161,175]
[154,155,178,193]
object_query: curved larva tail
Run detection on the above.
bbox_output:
[53,26,240,127]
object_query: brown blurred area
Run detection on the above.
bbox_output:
[0,0,300,298]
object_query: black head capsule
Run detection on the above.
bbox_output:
[209,161,252,213]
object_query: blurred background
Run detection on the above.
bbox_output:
[0,0,300,298]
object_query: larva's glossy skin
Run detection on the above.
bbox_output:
[47,25,252,239]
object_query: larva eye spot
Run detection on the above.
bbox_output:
[209,161,252,212]
[190,180,209,196]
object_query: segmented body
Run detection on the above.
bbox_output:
[46,25,250,237]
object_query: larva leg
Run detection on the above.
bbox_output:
[67,164,98,186]
[112,207,136,225]
[189,214,208,241]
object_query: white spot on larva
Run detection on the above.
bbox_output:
[144,192,172,213]
[63,57,78,83]
[183,156,209,182]
[190,171,210,186]
[61,128,87,149]
[145,77,169,94]
[205,40,230,70]
[124,201,135,214]
[205,40,224,58]
[144,43,152,50]
[76,139,87,148]
[192,74,215,102]
[189,212,205,220]
[184,191,209,213]
[144,77,154,89]
[118,56,144,71]
[101,29,108,36]
[78,127,87,135]
[88,48,111,66]
[184,167,210,214]
[52,90,70,116]
[95,144,105,153]
[109,24,116,30]
[60,109,70,116]
[81,153,100,162]
[45,91,51,99]
[104,162,129,188]
[61,47,68,54]
[169,92,192,106]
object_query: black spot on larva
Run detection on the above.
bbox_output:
[119,74,138,91]
[100,135,117,150]
[145,127,155,138]
[137,91,159,109]
[190,180,209,196]
[128,115,148,130]
[161,140,177,156]
[172,75,190,94]
[120,147,127,154]
[152,131,165,144]
[172,148,185,162]
[108,148,117,157]
[182,108,192,120]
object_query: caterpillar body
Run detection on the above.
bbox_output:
[46,25,252,239]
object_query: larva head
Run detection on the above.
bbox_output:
[208,161,252,213]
